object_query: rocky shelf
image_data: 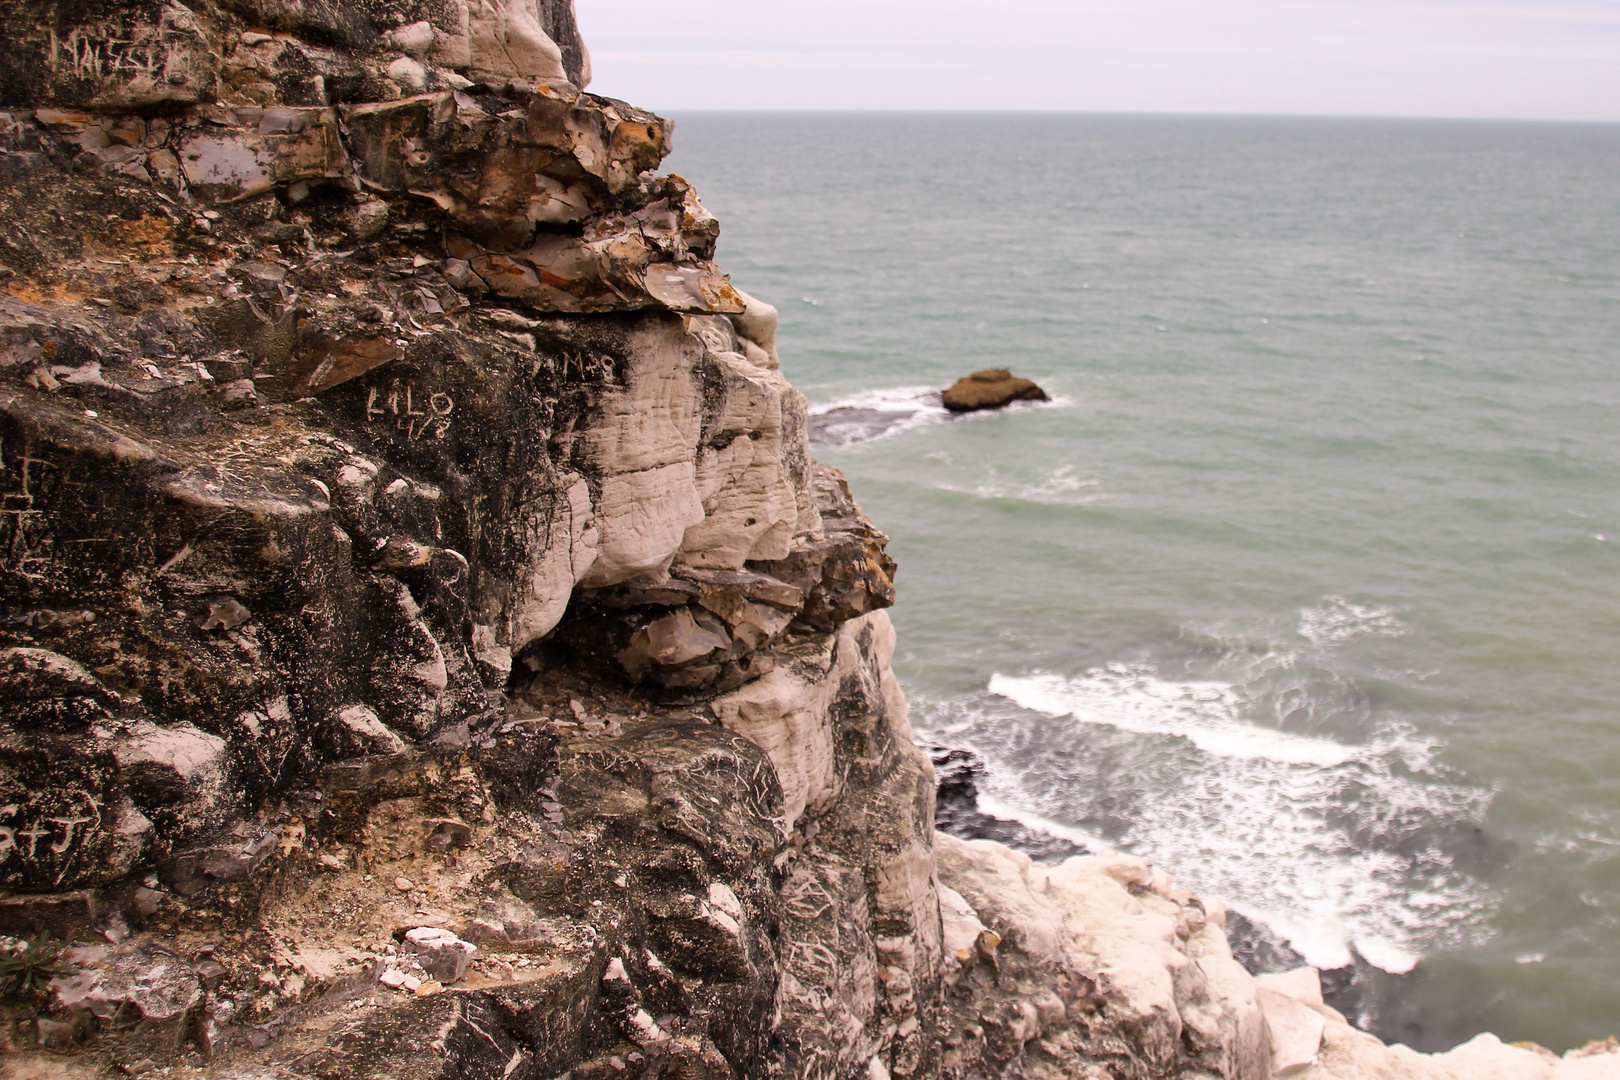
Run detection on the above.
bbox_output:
[0,2,1614,1078]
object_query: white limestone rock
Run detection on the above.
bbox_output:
[1296,1020,1620,1080]
[676,318,801,568]
[390,21,437,59]
[937,884,989,961]
[385,56,429,94]
[510,474,598,650]
[465,0,569,85]
[730,289,782,369]
[404,926,478,984]
[1259,987,1327,1074]
[1251,962,1620,1080]
[329,705,408,755]
[711,609,909,827]
[577,319,705,587]
[935,834,1271,1079]
[1256,966,1327,1009]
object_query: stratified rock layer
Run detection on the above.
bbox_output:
[2,4,1617,1080]
[0,2,918,1075]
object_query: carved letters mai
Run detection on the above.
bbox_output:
[52,21,181,84]
[24,7,213,107]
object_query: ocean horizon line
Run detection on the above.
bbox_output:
[646,106,1620,127]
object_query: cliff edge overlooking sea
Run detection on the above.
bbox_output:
[0,2,1614,1078]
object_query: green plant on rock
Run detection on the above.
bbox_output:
[0,937,75,997]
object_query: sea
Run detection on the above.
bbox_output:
[661,112,1620,1054]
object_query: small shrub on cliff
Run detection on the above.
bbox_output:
[0,936,74,997]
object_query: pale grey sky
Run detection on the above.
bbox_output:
[576,0,1620,120]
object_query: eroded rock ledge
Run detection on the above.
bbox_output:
[0,2,932,1076]
[1,3,1616,1079]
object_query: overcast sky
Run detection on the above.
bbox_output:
[576,0,1620,121]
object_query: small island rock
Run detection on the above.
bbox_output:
[942,369,1050,412]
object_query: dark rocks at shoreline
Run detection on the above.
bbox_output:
[809,405,922,446]
[1223,907,1447,1055]
[929,745,1087,863]
[1224,908,1310,978]
[941,369,1049,412]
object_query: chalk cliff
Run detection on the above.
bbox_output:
[0,3,1615,1079]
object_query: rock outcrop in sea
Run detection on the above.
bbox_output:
[941,369,1048,413]
[0,3,1614,1078]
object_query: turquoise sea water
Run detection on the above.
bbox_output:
[663,113,1620,1053]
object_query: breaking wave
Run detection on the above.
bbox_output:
[915,640,1496,976]
[807,385,1070,447]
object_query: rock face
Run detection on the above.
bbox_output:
[941,369,1048,412]
[1,4,1616,1080]
[926,839,1620,1080]
[0,0,912,1073]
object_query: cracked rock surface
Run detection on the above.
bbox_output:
[4,3,1616,1080]
[0,2,929,1076]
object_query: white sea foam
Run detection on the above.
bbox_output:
[807,385,950,446]
[952,463,1106,505]
[958,661,1494,975]
[990,668,1356,766]
[975,793,1111,851]
[1298,596,1407,648]
[810,384,950,416]
[807,386,1072,447]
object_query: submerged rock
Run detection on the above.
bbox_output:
[941,368,1049,412]
[930,745,1087,863]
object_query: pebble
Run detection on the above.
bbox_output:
[395,876,414,891]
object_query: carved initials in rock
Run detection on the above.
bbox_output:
[365,380,455,441]
[0,801,100,867]
[0,440,59,575]
[50,12,191,82]
[544,350,618,384]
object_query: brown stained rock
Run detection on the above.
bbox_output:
[617,607,730,678]
[0,889,124,940]
[0,6,925,1080]
[941,368,1050,412]
[0,3,220,110]
[0,646,122,728]
[161,827,278,895]
[287,335,404,394]
[755,466,898,633]
[549,462,893,694]
[0,728,151,891]
[0,0,593,111]
[403,926,477,983]
[177,111,350,203]
[243,991,538,1080]
[0,8,1572,1075]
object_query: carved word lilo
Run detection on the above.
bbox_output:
[365,381,455,441]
